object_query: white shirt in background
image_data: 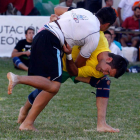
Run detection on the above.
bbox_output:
[110,42,123,57]
[118,0,137,21]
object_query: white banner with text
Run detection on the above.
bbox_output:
[0,16,50,57]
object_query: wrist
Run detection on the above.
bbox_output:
[66,54,72,60]
[22,52,26,55]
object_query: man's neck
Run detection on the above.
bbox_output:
[133,15,139,21]
[26,38,32,43]
[105,4,111,7]
[97,51,109,62]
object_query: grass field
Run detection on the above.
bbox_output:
[0,58,140,140]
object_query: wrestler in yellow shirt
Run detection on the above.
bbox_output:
[62,31,111,80]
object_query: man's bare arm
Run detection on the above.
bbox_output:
[11,49,30,57]
[54,6,69,16]
[117,7,123,26]
[66,59,78,76]
[75,77,91,84]
[66,54,87,76]
[75,54,88,68]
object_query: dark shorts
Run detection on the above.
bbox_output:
[61,71,79,83]
[28,30,63,82]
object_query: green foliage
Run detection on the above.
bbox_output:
[0,58,140,139]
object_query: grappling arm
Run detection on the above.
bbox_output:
[66,54,87,76]
[54,6,69,16]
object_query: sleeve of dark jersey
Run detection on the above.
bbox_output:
[14,40,22,51]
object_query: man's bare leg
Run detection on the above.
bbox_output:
[7,72,61,131]
[19,89,58,131]
[17,100,32,124]
[96,97,120,132]
[7,72,60,95]
[18,63,28,71]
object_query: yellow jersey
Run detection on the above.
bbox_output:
[62,31,111,78]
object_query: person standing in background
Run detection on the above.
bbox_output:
[117,0,137,26]
[104,0,119,27]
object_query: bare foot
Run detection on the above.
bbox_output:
[7,72,19,95]
[17,107,28,124]
[19,122,38,131]
[97,123,120,133]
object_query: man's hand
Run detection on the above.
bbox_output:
[49,14,59,23]
[23,51,31,56]
[63,44,72,54]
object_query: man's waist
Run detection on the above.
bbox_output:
[44,22,64,46]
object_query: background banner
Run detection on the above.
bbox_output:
[0,16,50,57]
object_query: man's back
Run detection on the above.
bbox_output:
[48,8,100,58]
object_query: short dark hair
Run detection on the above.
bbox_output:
[104,30,112,37]
[95,7,116,26]
[107,53,129,78]
[134,6,140,11]
[104,0,108,3]
[25,26,35,34]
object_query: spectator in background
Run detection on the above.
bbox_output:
[85,0,102,14]
[0,0,34,15]
[104,0,119,27]
[11,27,35,71]
[132,0,140,10]
[108,28,122,51]
[117,0,137,26]
[120,7,140,47]
[104,30,123,56]
[58,0,76,8]
[77,0,86,9]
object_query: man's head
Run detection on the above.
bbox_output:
[104,0,113,7]
[108,28,116,42]
[95,7,116,31]
[104,30,112,46]
[134,7,140,19]
[25,26,35,43]
[96,53,129,78]
[65,0,73,7]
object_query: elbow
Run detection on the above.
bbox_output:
[69,71,78,76]
[54,6,59,15]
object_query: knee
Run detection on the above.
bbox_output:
[13,57,22,67]
[28,89,42,105]
[47,81,61,94]
[96,76,111,98]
